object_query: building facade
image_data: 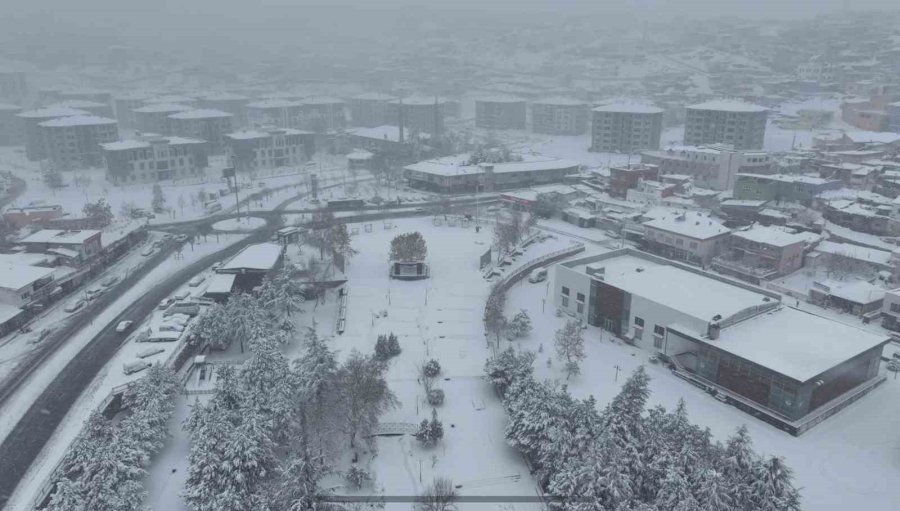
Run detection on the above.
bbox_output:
[299,97,346,132]
[133,103,193,135]
[225,128,314,172]
[712,225,805,283]
[684,100,768,150]
[102,136,209,184]
[167,109,234,154]
[733,173,842,204]
[608,163,659,197]
[590,103,663,153]
[641,211,731,266]
[39,115,119,170]
[475,97,527,130]
[387,97,453,136]
[16,106,90,161]
[196,92,250,127]
[531,98,589,135]
[350,93,394,128]
[404,154,579,193]
[246,99,304,130]
[641,144,772,191]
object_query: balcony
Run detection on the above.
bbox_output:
[712,256,779,281]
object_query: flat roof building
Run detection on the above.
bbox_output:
[196,92,250,127]
[531,97,589,135]
[225,128,314,173]
[39,115,119,170]
[133,103,193,136]
[246,99,304,130]
[684,100,768,150]
[734,173,843,204]
[404,153,579,193]
[554,249,889,433]
[16,106,90,161]
[168,109,233,154]
[590,102,663,153]
[641,210,731,266]
[101,135,209,184]
[112,91,154,130]
[475,95,527,130]
[642,144,772,191]
[44,99,113,119]
[350,93,394,128]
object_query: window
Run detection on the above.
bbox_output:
[654,336,664,349]
[891,303,900,313]
[577,302,584,314]
[634,328,643,340]
[562,296,569,307]
[634,316,644,327]
[562,286,570,296]
[690,241,698,249]
[676,238,684,246]
[654,325,665,336]
[577,292,585,303]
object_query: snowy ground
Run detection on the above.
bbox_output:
[1,232,249,511]
[503,265,900,511]
[211,216,266,232]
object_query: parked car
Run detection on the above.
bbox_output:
[165,302,201,317]
[158,298,174,310]
[176,234,189,242]
[528,267,548,283]
[141,247,154,257]
[137,347,165,359]
[102,275,119,287]
[174,290,190,301]
[123,360,152,375]
[116,320,134,333]
[64,300,85,313]
[86,287,104,300]
[188,275,206,287]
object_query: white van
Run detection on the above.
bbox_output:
[528,267,548,283]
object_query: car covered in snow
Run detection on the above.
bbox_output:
[64,299,85,313]
[115,320,134,333]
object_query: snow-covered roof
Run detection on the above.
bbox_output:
[388,96,451,106]
[132,103,193,114]
[246,99,302,109]
[38,115,117,128]
[300,96,345,106]
[219,242,282,272]
[592,102,664,114]
[0,253,56,267]
[144,94,195,104]
[568,252,771,323]
[16,106,89,119]
[46,247,80,259]
[643,211,730,239]
[843,131,900,144]
[168,108,232,120]
[732,225,806,247]
[687,99,768,113]
[405,153,579,177]
[205,273,236,294]
[738,173,834,186]
[814,279,885,304]
[45,99,107,109]
[352,92,395,101]
[225,128,310,140]
[196,92,249,101]
[475,94,526,104]
[101,136,204,151]
[347,150,374,160]
[20,229,101,245]
[689,307,888,382]
[349,125,430,142]
[814,240,892,265]
[532,97,587,107]
[721,199,768,208]
[0,263,55,291]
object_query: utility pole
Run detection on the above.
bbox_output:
[614,364,621,382]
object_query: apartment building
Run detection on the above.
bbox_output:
[531,97,589,135]
[101,135,209,184]
[475,96,527,130]
[16,106,90,161]
[684,100,768,150]
[113,91,154,130]
[641,144,772,190]
[299,96,346,132]
[350,93,394,128]
[39,115,119,170]
[196,92,250,127]
[387,96,455,136]
[0,103,22,146]
[133,103,193,135]
[590,102,663,153]
[641,210,731,266]
[879,288,900,331]
[225,128,314,172]
[167,109,234,154]
[246,99,304,129]
[554,249,889,433]
[712,225,806,284]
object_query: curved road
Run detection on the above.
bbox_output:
[0,192,494,508]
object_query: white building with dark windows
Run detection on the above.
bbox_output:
[554,248,889,434]
[590,102,663,153]
[684,100,768,150]
[246,99,304,129]
[225,128,314,172]
[641,210,731,266]
[167,109,234,154]
[101,135,209,184]
[16,106,90,161]
[39,115,119,170]
[641,144,772,191]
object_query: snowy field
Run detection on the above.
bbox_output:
[211,216,266,232]
[1,232,250,511]
[503,264,900,511]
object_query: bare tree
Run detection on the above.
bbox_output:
[418,477,457,511]
[554,320,586,380]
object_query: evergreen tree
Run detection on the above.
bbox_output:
[720,425,758,509]
[696,470,733,511]
[484,347,535,397]
[151,183,166,212]
[750,456,802,511]
[505,309,533,340]
[554,320,586,379]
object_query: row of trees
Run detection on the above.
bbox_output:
[183,328,398,511]
[485,349,802,510]
[47,366,178,510]
[492,210,535,262]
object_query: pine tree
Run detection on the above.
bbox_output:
[151,183,166,212]
[696,469,733,511]
[655,465,697,511]
[750,456,802,511]
[484,347,535,397]
[720,425,758,509]
[505,309,532,340]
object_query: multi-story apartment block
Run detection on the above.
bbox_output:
[299,96,346,132]
[590,102,663,153]
[475,96,527,130]
[167,109,233,154]
[0,103,22,146]
[101,135,209,184]
[350,93,394,128]
[246,99,304,129]
[39,115,119,170]
[531,97,589,135]
[17,106,90,161]
[196,92,250,127]
[880,288,900,331]
[225,128,314,173]
[641,144,772,190]
[133,103,193,135]
[641,210,731,266]
[386,96,451,136]
[683,100,768,150]
[712,225,806,284]
[113,91,154,130]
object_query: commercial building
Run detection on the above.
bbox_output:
[133,103,193,135]
[404,153,579,193]
[641,210,731,266]
[350,93,394,128]
[554,249,890,433]
[590,102,663,153]
[16,106,90,161]
[19,229,103,266]
[246,99,304,129]
[196,92,250,127]
[733,173,842,204]
[531,97,589,135]
[475,96,527,130]
[216,242,284,292]
[225,128,314,172]
[684,100,768,150]
[641,144,772,191]
[39,115,119,170]
[712,225,806,283]
[167,109,234,154]
[101,136,209,184]
[0,103,22,146]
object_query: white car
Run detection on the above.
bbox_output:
[141,247,155,257]
[102,275,119,287]
[116,320,134,333]
[64,300,85,313]
[188,275,206,287]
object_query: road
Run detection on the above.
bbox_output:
[0,193,493,508]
